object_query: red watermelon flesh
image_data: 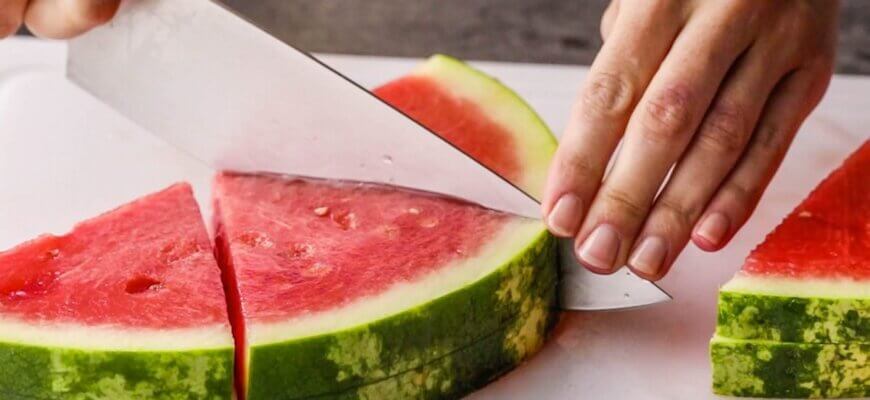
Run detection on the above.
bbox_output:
[742,140,869,280]
[374,76,522,183]
[0,183,229,329]
[213,173,508,324]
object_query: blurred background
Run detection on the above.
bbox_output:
[17,0,870,74]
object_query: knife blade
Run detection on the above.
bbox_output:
[66,0,670,310]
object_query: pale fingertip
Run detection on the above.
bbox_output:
[692,212,731,251]
[628,236,668,278]
[575,224,621,273]
[546,193,584,237]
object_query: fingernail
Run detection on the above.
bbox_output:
[629,236,668,276]
[547,194,583,237]
[576,224,621,272]
[695,212,730,247]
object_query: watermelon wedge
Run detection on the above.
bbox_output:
[716,141,869,344]
[712,141,870,398]
[0,184,234,399]
[215,55,559,399]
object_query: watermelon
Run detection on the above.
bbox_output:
[214,55,560,399]
[711,335,869,398]
[716,141,869,344]
[0,184,234,399]
[712,141,870,398]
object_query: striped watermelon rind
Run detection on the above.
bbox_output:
[0,340,233,399]
[242,229,557,399]
[711,335,869,398]
[717,275,869,344]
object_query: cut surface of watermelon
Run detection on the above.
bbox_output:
[373,54,556,199]
[0,184,234,399]
[216,55,559,399]
[215,173,555,399]
[717,141,869,344]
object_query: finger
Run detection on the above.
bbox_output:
[574,3,760,274]
[600,0,619,40]
[24,0,120,39]
[626,44,788,280]
[542,1,683,239]
[692,66,832,251]
[0,0,28,39]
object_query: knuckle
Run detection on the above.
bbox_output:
[579,72,635,119]
[656,197,699,232]
[697,101,749,154]
[641,85,694,143]
[602,188,647,221]
[753,123,792,157]
[723,181,760,206]
[558,153,602,182]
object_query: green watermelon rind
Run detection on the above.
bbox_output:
[710,335,869,399]
[245,232,558,399]
[317,284,558,400]
[717,290,869,344]
[0,341,233,399]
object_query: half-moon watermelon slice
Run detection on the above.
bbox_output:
[0,183,234,399]
[214,55,559,399]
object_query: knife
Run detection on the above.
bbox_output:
[66,0,671,311]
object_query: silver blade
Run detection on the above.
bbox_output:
[558,239,671,310]
[66,0,670,310]
[66,0,540,219]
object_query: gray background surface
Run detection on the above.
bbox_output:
[220,0,870,75]
[15,1,870,74]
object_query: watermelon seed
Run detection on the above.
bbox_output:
[125,276,162,294]
[300,262,333,277]
[407,208,421,215]
[419,217,439,228]
[287,243,314,258]
[313,206,330,217]
[38,249,61,261]
[798,211,813,218]
[236,232,274,248]
[332,211,359,230]
[381,224,400,239]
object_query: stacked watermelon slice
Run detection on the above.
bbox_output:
[0,56,560,399]
[711,141,869,398]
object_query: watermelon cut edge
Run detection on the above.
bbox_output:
[0,183,235,399]
[227,55,560,399]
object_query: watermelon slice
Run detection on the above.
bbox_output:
[0,184,234,399]
[712,141,870,398]
[716,141,869,344]
[215,55,559,399]
[711,335,868,399]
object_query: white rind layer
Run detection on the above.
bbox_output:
[722,272,870,298]
[248,219,545,345]
[0,317,233,350]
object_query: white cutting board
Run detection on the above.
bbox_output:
[0,37,867,400]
